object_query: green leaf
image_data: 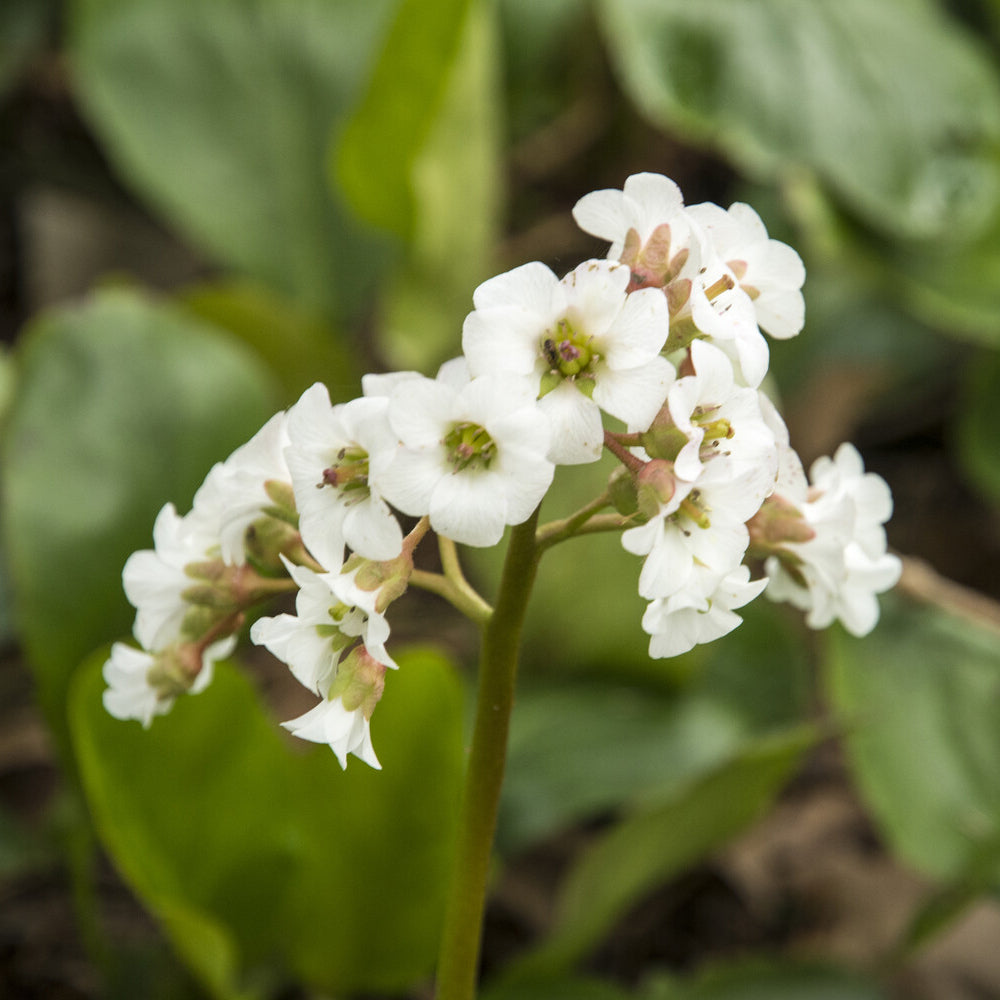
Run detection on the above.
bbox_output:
[70,646,465,996]
[498,600,810,855]
[0,288,279,753]
[507,727,816,978]
[826,597,1000,883]
[377,0,503,371]
[68,0,395,317]
[334,0,476,238]
[179,280,362,405]
[647,959,887,999]
[956,348,1000,503]
[498,682,747,854]
[598,0,1000,240]
[885,214,1000,344]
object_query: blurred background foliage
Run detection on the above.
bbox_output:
[2,0,1000,998]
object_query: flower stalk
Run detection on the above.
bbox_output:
[434,508,542,1000]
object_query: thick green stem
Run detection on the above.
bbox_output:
[434,509,543,1000]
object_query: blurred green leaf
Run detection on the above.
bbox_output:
[598,0,1000,240]
[644,959,887,999]
[826,597,1000,883]
[884,214,1000,344]
[70,646,465,996]
[180,280,362,406]
[499,600,809,854]
[956,348,1000,503]
[507,727,816,978]
[0,0,51,96]
[498,682,746,854]
[334,0,475,238]
[378,0,503,371]
[68,0,394,318]
[0,288,278,753]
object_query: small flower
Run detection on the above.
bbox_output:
[463,259,673,464]
[623,457,771,601]
[643,565,767,658]
[280,646,386,769]
[102,635,234,727]
[762,443,901,636]
[285,383,402,572]
[378,373,554,546]
[639,340,777,490]
[686,200,805,340]
[250,558,396,697]
[573,172,773,387]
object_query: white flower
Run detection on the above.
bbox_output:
[281,695,381,770]
[102,635,233,727]
[250,559,395,697]
[643,340,777,489]
[572,172,695,267]
[463,259,673,464]
[208,410,293,566]
[686,201,805,340]
[764,443,901,636]
[123,502,210,651]
[643,565,767,658]
[573,172,770,387]
[285,383,402,572]
[378,373,554,546]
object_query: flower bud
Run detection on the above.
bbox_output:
[747,494,815,553]
[608,466,640,517]
[329,646,387,719]
[636,460,677,520]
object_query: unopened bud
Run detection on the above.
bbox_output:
[263,479,298,524]
[636,460,676,519]
[245,515,302,574]
[608,466,640,517]
[747,494,815,552]
[330,646,386,718]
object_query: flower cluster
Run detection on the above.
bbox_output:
[104,172,900,767]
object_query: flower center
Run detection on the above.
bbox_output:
[444,421,496,472]
[540,315,595,380]
[319,444,371,499]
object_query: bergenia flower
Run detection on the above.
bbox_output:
[761,443,901,636]
[250,558,395,696]
[463,259,673,464]
[102,635,234,727]
[285,383,402,573]
[280,646,387,770]
[642,564,767,659]
[377,373,554,546]
[686,200,805,340]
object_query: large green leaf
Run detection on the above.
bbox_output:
[506,727,815,978]
[180,279,362,406]
[498,601,810,854]
[68,0,395,318]
[0,288,279,749]
[598,0,1000,240]
[826,597,1000,882]
[377,0,503,371]
[70,646,465,996]
[334,0,476,238]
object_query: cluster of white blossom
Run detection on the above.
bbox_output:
[104,172,901,767]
